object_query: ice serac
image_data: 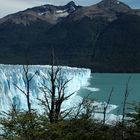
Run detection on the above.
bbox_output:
[0,65,91,112]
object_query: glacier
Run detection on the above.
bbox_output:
[0,64,120,124]
[0,64,91,113]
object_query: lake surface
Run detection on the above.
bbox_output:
[77,73,140,115]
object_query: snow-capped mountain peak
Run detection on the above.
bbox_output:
[0,1,80,25]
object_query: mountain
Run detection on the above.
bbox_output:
[0,1,80,25]
[0,0,140,72]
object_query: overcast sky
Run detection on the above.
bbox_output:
[0,0,140,18]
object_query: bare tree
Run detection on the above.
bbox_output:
[121,77,131,140]
[14,65,37,113]
[38,50,75,123]
[103,88,114,124]
[39,65,76,123]
[122,77,131,126]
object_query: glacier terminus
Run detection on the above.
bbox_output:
[0,65,91,113]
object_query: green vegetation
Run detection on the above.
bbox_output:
[1,107,140,140]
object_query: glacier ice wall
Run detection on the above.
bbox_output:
[0,65,91,112]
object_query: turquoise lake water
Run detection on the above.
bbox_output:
[77,73,140,115]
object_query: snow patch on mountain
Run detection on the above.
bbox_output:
[55,10,69,18]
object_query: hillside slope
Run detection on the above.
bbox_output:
[0,0,140,72]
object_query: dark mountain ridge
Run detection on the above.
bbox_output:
[0,0,140,72]
[0,1,80,25]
